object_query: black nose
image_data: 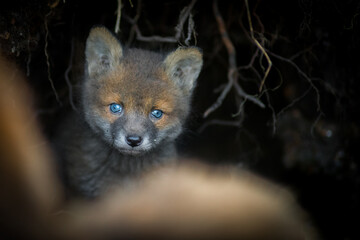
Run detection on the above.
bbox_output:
[125,135,143,147]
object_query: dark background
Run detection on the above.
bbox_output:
[1,0,359,239]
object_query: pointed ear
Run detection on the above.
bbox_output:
[163,47,203,96]
[85,26,123,78]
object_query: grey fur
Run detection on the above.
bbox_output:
[55,27,202,198]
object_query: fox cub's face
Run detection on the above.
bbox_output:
[82,27,202,155]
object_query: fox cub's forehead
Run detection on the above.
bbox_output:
[104,49,175,93]
[122,48,164,68]
[119,49,169,83]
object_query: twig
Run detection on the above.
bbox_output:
[115,0,122,34]
[245,0,272,92]
[203,0,264,118]
[252,1,264,34]
[232,98,247,118]
[237,49,264,85]
[267,64,319,134]
[213,1,236,67]
[289,44,316,61]
[213,84,226,93]
[64,38,77,111]
[125,0,197,44]
[174,0,197,40]
[276,85,312,118]
[203,69,236,118]
[133,25,178,43]
[310,112,325,137]
[263,87,277,135]
[267,50,322,112]
[234,81,265,108]
[238,48,260,71]
[126,0,141,46]
[203,0,237,118]
[184,13,195,46]
[44,10,62,105]
[26,36,31,77]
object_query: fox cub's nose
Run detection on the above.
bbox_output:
[125,135,143,147]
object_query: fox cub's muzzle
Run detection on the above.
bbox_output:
[110,113,158,154]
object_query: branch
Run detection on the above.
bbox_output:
[267,50,321,112]
[126,0,142,46]
[133,25,178,43]
[174,0,197,40]
[184,13,195,46]
[203,69,236,118]
[234,81,265,108]
[114,0,122,34]
[125,0,197,44]
[64,38,77,111]
[244,0,272,92]
[203,0,264,118]
[44,10,61,105]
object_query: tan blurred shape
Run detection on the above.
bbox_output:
[0,54,63,239]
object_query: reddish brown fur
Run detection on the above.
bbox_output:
[90,52,183,129]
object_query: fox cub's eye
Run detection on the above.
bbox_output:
[151,109,163,119]
[109,103,123,114]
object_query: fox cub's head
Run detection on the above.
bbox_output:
[82,26,202,155]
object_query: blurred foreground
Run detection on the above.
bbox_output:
[0,55,317,239]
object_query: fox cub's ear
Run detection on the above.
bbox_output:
[85,26,123,78]
[164,47,203,95]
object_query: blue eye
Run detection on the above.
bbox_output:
[109,103,123,114]
[151,109,163,119]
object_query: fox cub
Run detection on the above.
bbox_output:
[56,26,203,198]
